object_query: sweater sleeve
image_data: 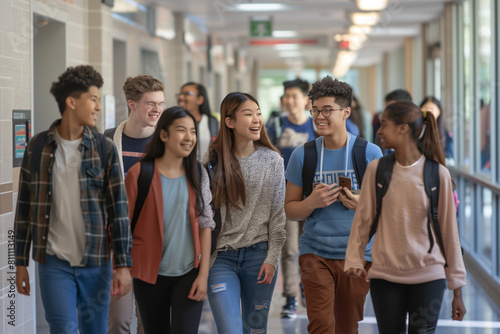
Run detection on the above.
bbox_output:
[344,159,379,272]
[264,156,286,268]
[438,165,467,290]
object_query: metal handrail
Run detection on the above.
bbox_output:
[448,166,500,195]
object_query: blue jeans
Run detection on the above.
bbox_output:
[207,242,277,334]
[38,254,113,334]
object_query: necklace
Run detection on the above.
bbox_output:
[394,155,423,168]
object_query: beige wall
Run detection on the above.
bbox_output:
[1,0,34,331]
[1,1,254,332]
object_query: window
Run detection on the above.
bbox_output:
[463,0,473,171]
[477,0,492,175]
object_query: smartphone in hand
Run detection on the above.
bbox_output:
[338,176,351,190]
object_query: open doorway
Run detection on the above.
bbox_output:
[33,13,66,135]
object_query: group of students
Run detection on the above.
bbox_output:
[14,64,466,334]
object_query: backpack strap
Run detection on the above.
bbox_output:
[103,127,117,141]
[208,115,219,142]
[206,155,222,255]
[302,139,318,198]
[274,115,283,144]
[352,136,368,187]
[369,154,395,240]
[30,131,48,175]
[131,159,154,233]
[424,158,447,266]
[93,131,109,173]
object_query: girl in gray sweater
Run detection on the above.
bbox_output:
[205,92,286,334]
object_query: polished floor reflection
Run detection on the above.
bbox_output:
[199,269,500,334]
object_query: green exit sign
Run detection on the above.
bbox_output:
[250,20,272,37]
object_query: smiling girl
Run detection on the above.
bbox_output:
[125,106,215,333]
[345,101,466,333]
[204,92,286,334]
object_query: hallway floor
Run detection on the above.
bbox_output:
[198,268,500,334]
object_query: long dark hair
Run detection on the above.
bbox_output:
[181,82,211,116]
[419,96,447,150]
[384,101,445,166]
[142,106,204,215]
[207,92,279,210]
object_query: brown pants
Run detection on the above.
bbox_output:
[299,254,370,334]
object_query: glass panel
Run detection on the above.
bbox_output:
[460,180,473,247]
[478,0,492,174]
[462,0,472,171]
[479,188,493,262]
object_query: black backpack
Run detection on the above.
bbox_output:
[302,136,368,197]
[368,154,449,266]
[205,155,222,255]
[30,130,109,175]
[208,115,219,142]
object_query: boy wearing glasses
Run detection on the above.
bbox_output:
[105,74,165,334]
[266,78,316,319]
[284,76,382,333]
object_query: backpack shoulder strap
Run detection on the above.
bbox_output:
[302,139,318,198]
[424,158,447,266]
[208,115,219,141]
[352,136,368,187]
[92,131,109,173]
[131,159,154,233]
[104,127,117,140]
[30,131,48,175]
[369,154,395,240]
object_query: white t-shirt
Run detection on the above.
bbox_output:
[46,129,86,266]
[197,114,211,160]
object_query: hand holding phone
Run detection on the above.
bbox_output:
[338,176,351,192]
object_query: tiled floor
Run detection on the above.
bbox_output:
[199,269,500,334]
[36,265,500,333]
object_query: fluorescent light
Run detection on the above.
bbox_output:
[333,50,357,78]
[233,3,287,11]
[272,30,297,37]
[351,12,380,26]
[349,25,373,35]
[356,0,388,11]
[274,44,299,50]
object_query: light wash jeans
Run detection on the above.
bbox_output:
[38,254,113,334]
[207,242,277,334]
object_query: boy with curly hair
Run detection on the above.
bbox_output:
[284,76,382,333]
[14,65,132,333]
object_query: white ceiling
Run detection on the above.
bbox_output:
[151,0,451,70]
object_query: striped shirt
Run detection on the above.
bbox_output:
[14,120,132,268]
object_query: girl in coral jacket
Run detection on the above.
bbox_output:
[125,106,215,334]
[344,101,466,334]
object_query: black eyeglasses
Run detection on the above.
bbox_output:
[310,107,345,117]
[175,91,196,98]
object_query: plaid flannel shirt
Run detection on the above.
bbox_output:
[14,120,132,267]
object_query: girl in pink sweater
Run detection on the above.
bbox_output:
[344,101,466,333]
